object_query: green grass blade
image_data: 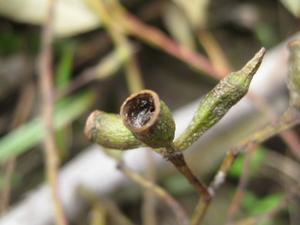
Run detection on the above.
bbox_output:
[0,91,95,164]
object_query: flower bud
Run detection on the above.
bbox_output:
[174,48,266,151]
[120,90,175,148]
[84,110,142,150]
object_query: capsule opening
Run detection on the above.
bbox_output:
[121,90,160,131]
[126,94,156,128]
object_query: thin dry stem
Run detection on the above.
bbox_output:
[242,108,300,146]
[280,130,300,161]
[197,30,232,75]
[248,93,300,161]
[124,54,154,225]
[163,145,211,225]
[85,0,129,60]
[108,0,144,93]
[117,161,189,225]
[0,158,15,215]
[39,0,67,224]
[86,0,144,94]
[142,150,157,225]
[227,147,254,222]
[105,201,136,225]
[165,148,210,200]
[209,151,238,194]
[110,2,224,79]
[0,83,35,214]
[101,148,188,225]
[191,198,211,225]
[124,54,144,93]
[88,3,152,222]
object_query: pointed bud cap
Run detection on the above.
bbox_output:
[174,48,265,151]
[227,47,265,88]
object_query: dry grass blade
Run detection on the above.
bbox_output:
[38,0,67,224]
[0,83,35,214]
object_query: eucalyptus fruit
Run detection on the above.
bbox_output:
[120,90,175,148]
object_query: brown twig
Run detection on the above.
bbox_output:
[190,148,237,224]
[142,150,157,225]
[163,146,211,225]
[190,197,211,225]
[109,2,224,79]
[117,161,188,225]
[100,147,187,225]
[164,148,210,200]
[38,0,67,224]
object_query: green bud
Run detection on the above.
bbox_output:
[84,110,142,150]
[120,90,175,148]
[174,48,266,151]
[288,40,300,108]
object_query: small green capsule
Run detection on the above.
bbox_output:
[288,40,300,108]
[84,110,142,150]
[120,90,175,148]
[174,48,266,151]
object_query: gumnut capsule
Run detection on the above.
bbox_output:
[120,90,175,148]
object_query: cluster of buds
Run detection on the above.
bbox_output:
[84,48,266,152]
